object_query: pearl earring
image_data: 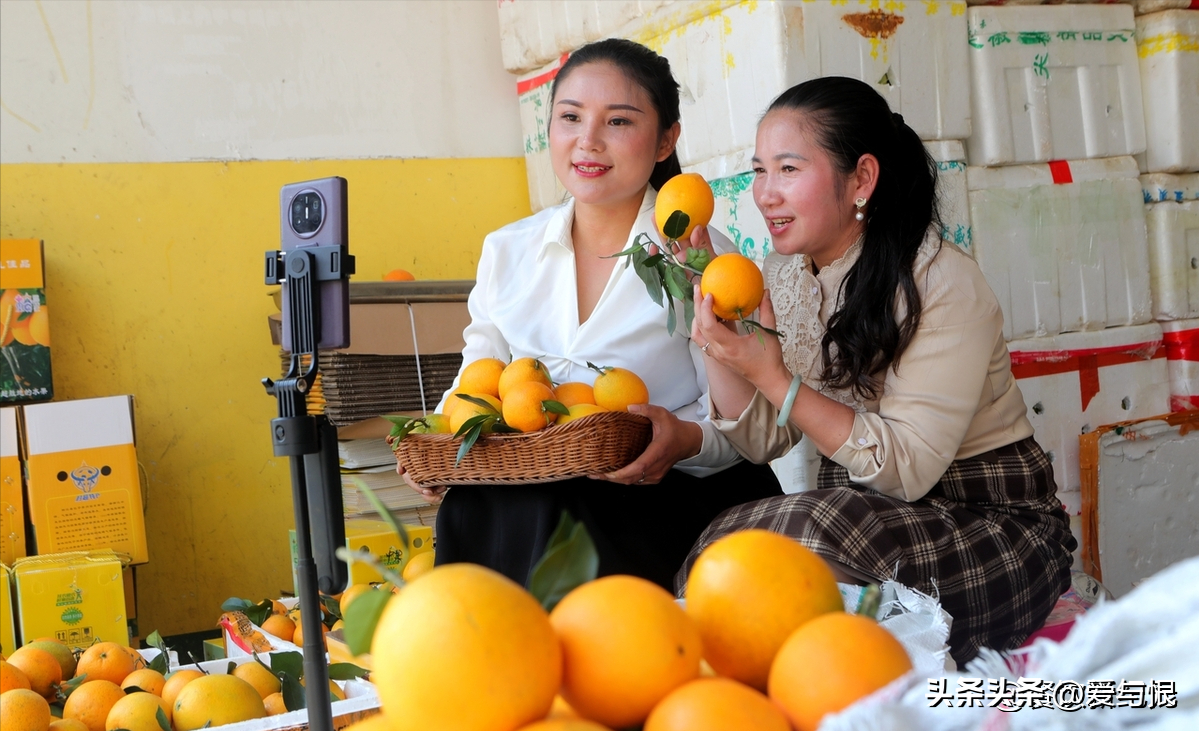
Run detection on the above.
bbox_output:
[854,197,867,222]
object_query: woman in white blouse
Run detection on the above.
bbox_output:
[684,77,1076,664]
[406,39,783,590]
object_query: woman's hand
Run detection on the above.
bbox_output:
[396,461,447,505]
[592,404,703,485]
[694,287,790,390]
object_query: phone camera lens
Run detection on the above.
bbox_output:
[290,191,325,236]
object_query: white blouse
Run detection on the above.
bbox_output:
[439,187,743,476]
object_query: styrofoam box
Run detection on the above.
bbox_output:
[1161,318,1199,410]
[1136,9,1199,174]
[496,0,728,74]
[1009,321,1170,496]
[1145,198,1199,320]
[770,437,821,495]
[648,0,970,167]
[689,140,973,264]
[966,5,1147,166]
[1089,417,1199,598]
[516,55,568,212]
[1141,171,1199,202]
[1134,0,1198,16]
[968,156,1152,340]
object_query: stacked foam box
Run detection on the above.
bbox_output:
[1135,9,1198,173]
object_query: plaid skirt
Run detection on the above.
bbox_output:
[675,436,1076,665]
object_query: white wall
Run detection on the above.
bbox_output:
[0,0,523,163]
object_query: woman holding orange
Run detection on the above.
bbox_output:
[402,39,783,590]
[685,77,1076,664]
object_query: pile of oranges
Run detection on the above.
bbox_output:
[354,529,913,731]
[434,357,649,436]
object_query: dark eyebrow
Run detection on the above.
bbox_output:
[751,152,809,164]
[555,99,646,114]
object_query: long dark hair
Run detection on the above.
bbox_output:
[550,38,683,191]
[766,77,941,401]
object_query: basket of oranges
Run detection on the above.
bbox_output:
[387,358,653,486]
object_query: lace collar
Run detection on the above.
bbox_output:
[764,237,866,412]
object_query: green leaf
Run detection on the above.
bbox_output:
[684,247,711,272]
[146,631,170,674]
[455,394,500,412]
[344,589,393,656]
[683,294,696,334]
[270,651,305,683]
[490,421,519,434]
[456,422,485,466]
[220,597,254,612]
[327,663,370,681]
[347,477,410,557]
[643,253,666,268]
[630,247,665,307]
[123,685,148,694]
[279,672,305,711]
[321,594,342,623]
[526,511,600,612]
[247,599,273,627]
[148,652,168,675]
[662,210,691,241]
[542,399,569,416]
[381,415,415,439]
[664,264,690,302]
[665,293,678,336]
[453,413,494,438]
[155,707,171,731]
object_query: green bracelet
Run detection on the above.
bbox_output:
[776,373,802,428]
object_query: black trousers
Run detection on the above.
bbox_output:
[434,460,784,592]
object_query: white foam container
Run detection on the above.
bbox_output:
[1161,318,1199,410]
[1136,9,1199,173]
[1145,198,1199,320]
[926,140,974,256]
[1133,0,1198,15]
[515,55,569,212]
[1141,171,1199,202]
[965,5,1147,166]
[968,156,1152,340]
[496,0,688,74]
[1009,322,1170,496]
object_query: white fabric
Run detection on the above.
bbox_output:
[440,187,742,476]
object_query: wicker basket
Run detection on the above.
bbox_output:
[390,411,652,486]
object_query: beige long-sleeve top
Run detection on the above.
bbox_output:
[715,237,1034,502]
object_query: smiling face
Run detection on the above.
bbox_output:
[752,109,867,268]
[549,62,678,210]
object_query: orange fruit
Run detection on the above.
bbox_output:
[28,307,50,347]
[517,720,613,731]
[591,367,649,413]
[383,269,416,281]
[700,252,764,320]
[553,382,595,408]
[448,393,501,435]
[171,674,266,730]
[121,667,166,696]
[655,172,714,242]
[339,583,375,617]
[23,639,77,679]
[271,600,288,615]
[551,575,702,729]
[292,616,328,649]
[261,613,297,643]
[769,613,913,731]
[12,316,37,346]
[371,563,561,731]
[502,380,559,433]
[644,677,791,731]
[459,358,507,399]
[75,642,136,686]
[7,646,63,698]
[263,691,288,716]
[161,668,204,710]
[62,679,126,731]
[685,529,843,691]
[557,403,607,425]
[401,551,435,582]
[49,719,90,731]
[546,694,581,720]
[497,357,553,401]
[232,660,282,699]
[1,688,52,731]
[104,691,171,731]
[1,659,32,692]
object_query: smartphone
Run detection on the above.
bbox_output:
[279,177,351,350]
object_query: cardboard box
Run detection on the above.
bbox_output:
[13,550,128,649]
[290,517,433,595]
[22,395,149,564]
[1,562,15,656]
[0,238,53,404]
[1,406,26,565]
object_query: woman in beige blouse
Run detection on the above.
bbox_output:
[683,77,1076,665]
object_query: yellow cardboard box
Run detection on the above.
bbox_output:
[13,550,128,649]
[290,517,433,593]
[0,238,53,403]
[1,406,26,565]
[22,395,148,564]
[1,563,15,656]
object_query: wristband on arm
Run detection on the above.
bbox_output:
[776,373,803,428]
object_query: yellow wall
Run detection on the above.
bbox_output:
[0,157,530,636]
